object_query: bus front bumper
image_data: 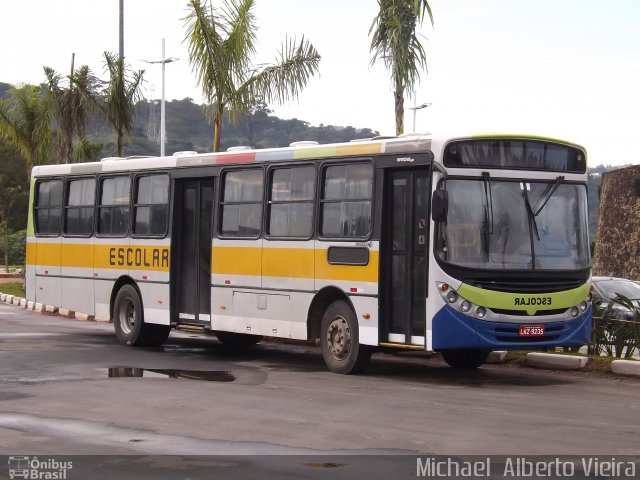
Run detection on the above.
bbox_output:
[432,304,592,350]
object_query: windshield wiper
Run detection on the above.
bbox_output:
[481,172,494,259]
[521,182,540,241]
[533,176,565,216]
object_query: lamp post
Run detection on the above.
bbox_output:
[408,100,432,133]
[143,38,178,157]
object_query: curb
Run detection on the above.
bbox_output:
[611,360,640,378]
[526,352,588,370]
[486,351,508,364]
[75,312,94,321]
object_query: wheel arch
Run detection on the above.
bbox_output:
[307,286,356,342]
[110,276,142,321]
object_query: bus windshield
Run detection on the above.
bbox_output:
[436,178,590,270]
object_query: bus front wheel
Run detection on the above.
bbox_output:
[440,349,490,369]
[113,284,170,347]
[320,300,372,374]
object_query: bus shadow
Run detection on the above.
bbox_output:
[366,356,576,387]
[149,336,576,387]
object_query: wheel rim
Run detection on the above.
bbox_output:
[118,298,136,334]
[326,316,351,361]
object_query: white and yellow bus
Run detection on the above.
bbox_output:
[26,134,592,373]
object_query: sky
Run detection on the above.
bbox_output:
[1,0,639,167]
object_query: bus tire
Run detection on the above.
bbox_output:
[320,300,372,374]
[113,284,169,347]
[440,349,490,369]
[214,331,262,348]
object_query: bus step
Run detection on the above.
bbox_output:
[379,342,425,350]
[175,324,207,333]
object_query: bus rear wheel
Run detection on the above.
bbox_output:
[440,349,490,369]
[320,300,372,374]
[113,284,170,347]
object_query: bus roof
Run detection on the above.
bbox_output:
[31,134,433,177]
[30,131,586,177]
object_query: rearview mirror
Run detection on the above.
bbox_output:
[432,190,448,222]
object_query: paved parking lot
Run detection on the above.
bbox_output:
[1,302,639,477]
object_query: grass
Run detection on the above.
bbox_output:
[0,282,25,298]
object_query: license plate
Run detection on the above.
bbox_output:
[519,324,545,336]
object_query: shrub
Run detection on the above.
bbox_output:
[590,295,640,358]
[0,229,26,267]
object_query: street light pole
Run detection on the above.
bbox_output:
[161,39,166,157]
[143,38,178,157]
[409,96,432,133]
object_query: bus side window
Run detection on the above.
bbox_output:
[267,165,315,238]
[219,169,264,238]
[35,179,63,236]
[133,174,169,237]
[320,163,373,239]
[64,177,96,236]
[98,176,131,237]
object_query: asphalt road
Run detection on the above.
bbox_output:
[1,302,639,478]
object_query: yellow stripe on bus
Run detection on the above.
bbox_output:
[27,242,379,283]
[212,246,378,282]
[262,247,314,278]
[26,242,171,271]
[211,246,263,277]
[315,249,378,282]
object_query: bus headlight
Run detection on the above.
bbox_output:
[571,307,579,317]
[436,282,492,320]
[579,301,588,312]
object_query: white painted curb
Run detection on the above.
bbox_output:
[611,360,640,378]
[5,295,14,304]
[75,312,94,321]
[526,352,588,370]
[34,303,44,313]
[45,305,58,313]
[486,351,508,364]
[0,293,6,302]
[58,308,75,318]
[19,298,27,308]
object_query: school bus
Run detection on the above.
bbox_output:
[26,133,592,373]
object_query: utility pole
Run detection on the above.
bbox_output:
[119,0,124,61]
[409,90,431,133]
[143,39,179,157]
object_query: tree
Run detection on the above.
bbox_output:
[0,141,28,269]
[44,62,102,163]
[0,84,53,173]
[184,0,321,152]
[369,0,433,135]
[80,52,144,157]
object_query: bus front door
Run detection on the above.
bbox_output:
[382,169,429,346]
[172,178,214,325]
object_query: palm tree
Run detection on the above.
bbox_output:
[184,0,321,152]
[102,52,145,157]
[76,52,145,157]
[0,84,53,173]
[44,63,101,163]
[370,0,433,135]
